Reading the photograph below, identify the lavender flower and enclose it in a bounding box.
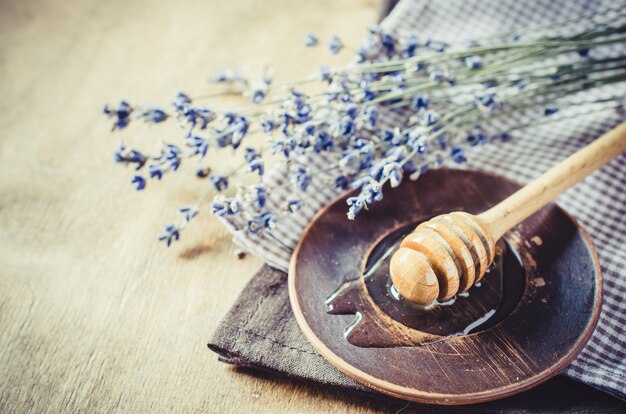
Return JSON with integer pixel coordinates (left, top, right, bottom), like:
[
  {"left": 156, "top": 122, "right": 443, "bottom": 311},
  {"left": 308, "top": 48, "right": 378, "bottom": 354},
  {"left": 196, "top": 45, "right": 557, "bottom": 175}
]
[
  {"left": 211, "top": 68, "right": 245, "bottom": 84},
  {"left": 187, "top": 135, "right": 209, "bottom": 159},
  {"left": 328, "top": 35, "right": 343, "bottom": 55},
  {"left": 293, "top": 167, "right": 311, "bottom": 191},
  {"left": 475, "top": 93, "right": 504, "bottom": 113},
  {"left": 404, "top": 34, "right": 419, "bottom": 57},
  {"left": 346, "top": 197, "right": 364, "bottom": 220},
  {"left": 103, "top": 101, "right": 133, "bottom": 130},
  {"left": 360, "top": 106, "right": 378, "bottom": 128},
  {"left": 335, "top": 175, "right": 350, "bottom": 191},
  {"left": 226, "top": 113, "right": 249, "bottom": 148},
  {"left": 261, "top": 117, "right": 275, "bottom": 132},
  {"left": 286, "top": 198, "right": 302, "bottom": 212},
  {"left": 361, "top": 181, "right": 383, "bottom": 203},
  {"left": 137, "top": 107, "right": 168, "bottom": 124},
  {"left": 250, "top": 89, "right": 266, "bottom": 104},
  {"left": 148, "top": 163, "right": 164, "bottom": 180},
  {"left": 382, "top": 162, "right": 403, "bottom": 187},
  {"left": 164, "top": 144, "right": 182, "bottom": 171},
  {"left": 247, "top": 185, "right": 267, "bottom": 209},
  {"left": 158, "top": 225, "right": 180, "bottom": 247},
  {"left": 104, "top": 15, "right": 626, "bottom": 243},
  {"left": 466, "top": 131, "right": 488, "bottom": 146},
  {"left": 173, "top": 92, "right": 192, "bottom": 111},
  {"left": 429, "top": 70, "right": 445, "bottom": 82},
  {"left": 212, "top": 197, "right": 241, "bottom": 216},
  {"left": 425, "top": 38, "right": 447, "bottom": 52},
  {"left": 131, "top": 175, "right": 146, "bottom": 191},
  {"left": 464, "top": 56, "right": 482, "bottom": 69},
  {"left": 410, "top": 94, "right": 429, "bottom": 110},
  {"left": 245, "top": 217, "right": 263, "bottom": 234},
  {"left": 259, "top": 211, "right": 278, "bottom": 229},
  {"left": 380, "top": 32, "right": 396, "bottom": 55},
  {"left": 356, "top": 47, "right": 369, "bottom": 63},
  {"left": 314, "top": 131, "right": 333, "bottom": 152},
  {"left": 178, "top": 105, "right": 215, "bottom": 134},
  {"left": 249, "top": 159, "right": 264, "bottom": 176},
  {"left": 179, "top": 206, "right": 198, "bottom": 222},
  {"left": 210, "top": 175, "right": 229, "bottom": 191},
  {"left": 420, "top": 110, "right": 439, "bottom": 127},
  {"left": 115, "top": 144, "right": 147, "bottom": 170},
  {"left": 493, "top": 133, "right": 512, "bottom": 142},
  {"left": 451, "top": 146, "right": 467, "bottom": 164},
  {"left": 319, "top": 65, "right": 332, "bottom": 83},
  {"left": 305, "top": 33, "right": 319, "bottom": 47}
]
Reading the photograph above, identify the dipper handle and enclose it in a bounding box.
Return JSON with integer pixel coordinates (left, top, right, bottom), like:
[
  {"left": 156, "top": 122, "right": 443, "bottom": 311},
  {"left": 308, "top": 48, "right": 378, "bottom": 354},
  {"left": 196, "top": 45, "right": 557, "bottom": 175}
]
[
  {"left": 390, "top": 121, "right": 626, "bottom": 306},
  {"left": 478, "top": 121, "right": 626, "bottom": 241}
]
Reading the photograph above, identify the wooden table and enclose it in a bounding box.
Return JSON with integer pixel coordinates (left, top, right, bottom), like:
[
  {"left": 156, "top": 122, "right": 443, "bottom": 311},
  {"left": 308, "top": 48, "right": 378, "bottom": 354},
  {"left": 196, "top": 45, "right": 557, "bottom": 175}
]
[{"left": 0, "top": 0, "right": 420, "bottom": 412}]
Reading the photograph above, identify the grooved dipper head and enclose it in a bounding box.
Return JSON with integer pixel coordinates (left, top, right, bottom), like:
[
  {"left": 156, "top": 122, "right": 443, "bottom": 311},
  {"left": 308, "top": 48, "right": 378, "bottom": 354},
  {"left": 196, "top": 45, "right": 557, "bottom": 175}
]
[{"left": 389, "top": 212, "right": 495, "bottom": 306}]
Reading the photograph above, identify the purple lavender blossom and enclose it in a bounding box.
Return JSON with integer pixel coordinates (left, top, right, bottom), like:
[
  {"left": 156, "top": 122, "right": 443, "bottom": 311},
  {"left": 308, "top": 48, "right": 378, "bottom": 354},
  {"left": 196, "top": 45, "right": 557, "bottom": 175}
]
[
  {"left": 104, "top": 20, "right": 626, "bottom": 241},
  {"left": 148, "top": 164, "right": 164, "bottom": 180},
  {"left": 451, "top": 146, "right": 467, "bottom": 164},
  {"left": 380, "top": 32, "right": 395, "bottom": 55},
  {"left": 425, "top": 38, "right": 447, "bottom": 52},
  {"left": 346, "top": 197, "right": 364, "bottom": 220},
  {"left": 286, "top": 198, "right": 302, "bottom": 212},
  {"left": 464, "top": 56, "right": 482, "bottom": 69},
  {"left": 420, "top": 110, "right": 439, "bottom": 127},
  {"left": 131, "top": 175, "right": 146, "bottom": 191},
  {"left": 103, "top": 101, "right": 133, "bottom": 130},
  {"left": 328, "top": 35, "right": 343, "bottom": 55},
  {"left": 137, "top": 107, "right": 168, "bottom": 124},
  {"left": 158, "top": 225, "right": 180, "bottom": 247},
  {"left": 259, "top": 211, "right": 278, "bottom": 229},
  {"left": 404, "top": 34, "right": 419, "bottom": 57},
  {"left": 261, "top": 117, "right": 275, "bottom": 132},
  {"left": 305, "top": 33, "right": 319, "bottom": 47},
  {"left": 179, "top": 206, "right": 198, "bottom": 222},
  {"left": 429, "top": 70, "right": 445, "bottom": 82},
  {"left": 249, "top": 185, "right": 267, "bottom": 209},
  {"left": 212, "top": 197, "right": 241, "bottom": 216},
  {"left": 293, "top": 167, "right": 311, "bottom": 191},
  {"left": 411, "top": 94, "right": 429, "bottom": 110},
  {"left": 187, "top": 136, "right": 209, "bottom": 159},
  {"left": 210, "top": 175, "right": 229, "bottom": 192},
  {"left": 164, "top": 144, "right": 182, "bottom": 171},
  {"left": 115, "top": 144, "right": 147, "bottom": 170},
  {"left": 211, "top": 69, "right": 245, "bottom": 83},
  {"left": 245, "top": 217, "right": 263, "bottom": 234}
]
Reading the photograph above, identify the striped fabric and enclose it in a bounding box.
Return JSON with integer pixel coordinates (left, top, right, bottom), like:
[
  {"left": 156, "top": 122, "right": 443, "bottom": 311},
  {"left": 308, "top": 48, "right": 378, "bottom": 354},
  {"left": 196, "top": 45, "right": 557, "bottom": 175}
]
[{"left": 219, "top": 0, "right": 626, "bottom": 399}]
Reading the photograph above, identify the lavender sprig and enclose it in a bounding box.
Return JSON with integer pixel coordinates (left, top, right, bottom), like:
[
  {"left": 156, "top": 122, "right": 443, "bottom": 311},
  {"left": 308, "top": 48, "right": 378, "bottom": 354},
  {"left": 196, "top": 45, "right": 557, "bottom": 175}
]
[{"left": 103, "top": 7, "right": 626, "bottom": 247}]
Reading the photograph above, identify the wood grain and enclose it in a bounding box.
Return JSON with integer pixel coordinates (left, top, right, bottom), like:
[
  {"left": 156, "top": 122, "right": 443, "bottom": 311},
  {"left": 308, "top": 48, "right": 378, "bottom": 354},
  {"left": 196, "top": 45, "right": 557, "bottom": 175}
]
[{"left": 0, "top": 1, "right": 427, "bottom": 413}]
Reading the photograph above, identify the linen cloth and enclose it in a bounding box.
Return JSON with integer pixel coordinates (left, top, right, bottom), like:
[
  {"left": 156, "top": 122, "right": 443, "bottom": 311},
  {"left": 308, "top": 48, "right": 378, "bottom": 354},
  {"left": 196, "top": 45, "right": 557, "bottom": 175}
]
[{"left": 210, "top": 0, "right": 626, "bottom": 401}]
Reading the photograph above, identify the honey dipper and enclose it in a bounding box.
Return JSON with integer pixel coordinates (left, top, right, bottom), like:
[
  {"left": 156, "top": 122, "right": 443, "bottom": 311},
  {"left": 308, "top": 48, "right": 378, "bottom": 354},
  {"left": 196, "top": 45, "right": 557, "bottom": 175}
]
[{"left": 390, "top": 121, "right": 626, "bottom": 306}]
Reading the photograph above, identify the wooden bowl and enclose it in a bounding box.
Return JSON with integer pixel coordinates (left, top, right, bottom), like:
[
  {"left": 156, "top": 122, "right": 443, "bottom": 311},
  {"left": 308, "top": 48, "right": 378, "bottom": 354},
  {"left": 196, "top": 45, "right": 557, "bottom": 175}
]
[{"left": 288, "top": 168, "right": 602, "bottom": 405}]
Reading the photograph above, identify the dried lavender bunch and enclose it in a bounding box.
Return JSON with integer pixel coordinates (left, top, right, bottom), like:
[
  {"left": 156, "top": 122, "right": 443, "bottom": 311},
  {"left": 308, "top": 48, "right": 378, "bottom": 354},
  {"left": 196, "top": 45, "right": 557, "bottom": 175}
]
[{"left": 103, "top": 7, "right": 626, "bottom": 247}]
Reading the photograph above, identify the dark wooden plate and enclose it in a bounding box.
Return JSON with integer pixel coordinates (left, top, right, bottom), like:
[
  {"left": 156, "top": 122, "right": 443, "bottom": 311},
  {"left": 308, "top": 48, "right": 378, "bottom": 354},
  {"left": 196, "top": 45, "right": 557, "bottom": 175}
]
[{"left": 288, "top": 168, "right": 602, "bottom": 405}]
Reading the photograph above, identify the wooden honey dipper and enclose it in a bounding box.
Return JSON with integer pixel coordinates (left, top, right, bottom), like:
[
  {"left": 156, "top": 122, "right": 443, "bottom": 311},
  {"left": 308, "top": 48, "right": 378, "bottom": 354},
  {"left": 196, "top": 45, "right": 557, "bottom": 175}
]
[{"left": 390, "top": 121, "right": 626, "bottom": 306}]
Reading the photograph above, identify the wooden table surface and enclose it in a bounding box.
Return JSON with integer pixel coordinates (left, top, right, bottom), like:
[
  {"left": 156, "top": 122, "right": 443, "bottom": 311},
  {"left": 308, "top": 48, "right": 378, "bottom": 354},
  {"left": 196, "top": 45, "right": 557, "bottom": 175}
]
[{"left": 0, "top": 0, "right": 425, "bottom": 412}]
